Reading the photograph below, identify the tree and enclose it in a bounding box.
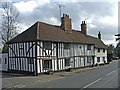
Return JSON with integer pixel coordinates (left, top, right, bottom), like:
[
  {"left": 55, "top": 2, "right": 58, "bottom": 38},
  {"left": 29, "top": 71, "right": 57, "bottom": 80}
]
[
  {"left": 114, "top": 42, "right": 120, "bottom": 59},
  {"left": 107, "top": 44, "right": 114, "bottom": 62},
  {"left": 115, "top": 34, "right": 120, "bottom": 59},
  {"left": 0, "top": 2, "right": 20, "bottom": 51}
]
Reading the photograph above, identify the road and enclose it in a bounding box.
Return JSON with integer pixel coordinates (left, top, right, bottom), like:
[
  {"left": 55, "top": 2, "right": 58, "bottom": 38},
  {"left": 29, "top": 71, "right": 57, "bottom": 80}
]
[{"left": 2, "top": 60, "right": 119, "bottom": 89}]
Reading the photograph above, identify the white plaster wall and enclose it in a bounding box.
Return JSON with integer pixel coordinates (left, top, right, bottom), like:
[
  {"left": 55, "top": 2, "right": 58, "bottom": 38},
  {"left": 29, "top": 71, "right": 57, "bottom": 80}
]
[
  {"left": 0, "top": 53, "right": 8, "bottom": 71},
  {"left": 95, "top": 48, "right": 107, "bottom": 64}
]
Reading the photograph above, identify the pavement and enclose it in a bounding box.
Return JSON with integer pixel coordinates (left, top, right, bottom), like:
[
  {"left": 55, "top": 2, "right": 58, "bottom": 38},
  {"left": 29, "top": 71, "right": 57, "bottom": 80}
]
[{"left": 1, "top": 60, "right": 119, "bottom": 89}]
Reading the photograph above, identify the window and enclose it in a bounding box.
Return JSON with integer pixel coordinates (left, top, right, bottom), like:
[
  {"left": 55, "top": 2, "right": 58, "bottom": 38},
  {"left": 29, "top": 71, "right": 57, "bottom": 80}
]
[
  {"left": 87, "top": 57, "right": 91, "bottom": 63},
  {"left": 43, "top": 60, "right": 52, "bottom": 70},
  {"left": 87, "top": 45, "right": 91, "bottom": 50},
  {"left": 103, "top": 49, "right": 105, "bottom": 53},
  {"left": 97, "top": 57, "right": 100, "bottom": 62},
  {"left": 5, "top": 58, "right": 7, "bottom": 64},
  {"left": 64, "top": 43, "right": 70, "bottom": 49},
  {"left": 98, "top": 48, "right": 100, "bottom": 52},
  {"left": 65, "top": 58, "right": 70, "bottom": 66},
  {"left": 103, "top": 57, "right": 105, "bottom": 62},
  {"left": 0, "top": 58, "right": 1, "bottom": 64},
  {"left": 28, "top": 58, "right": 34, "bottom": 64},
  {"left": 43, "top": 42, "right": 52, "bottom": 50}
]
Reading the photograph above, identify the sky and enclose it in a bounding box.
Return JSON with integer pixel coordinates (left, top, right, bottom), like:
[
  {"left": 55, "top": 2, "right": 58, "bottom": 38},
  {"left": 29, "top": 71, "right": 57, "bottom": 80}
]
[{"left": 0, "top": 0, "right": 119, "bottom": 48}]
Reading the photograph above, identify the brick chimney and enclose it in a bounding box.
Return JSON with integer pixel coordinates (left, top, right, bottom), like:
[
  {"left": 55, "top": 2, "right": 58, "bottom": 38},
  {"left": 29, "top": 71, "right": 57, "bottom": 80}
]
[
  {"left": 98, "top": 31, "right": 101, "bottom": 39},
  {"left": 61, "top": 14, "right": 72, "bottom": 33},
  {"left": 81, "top": 21, "right": 87, "bottom": 35}
]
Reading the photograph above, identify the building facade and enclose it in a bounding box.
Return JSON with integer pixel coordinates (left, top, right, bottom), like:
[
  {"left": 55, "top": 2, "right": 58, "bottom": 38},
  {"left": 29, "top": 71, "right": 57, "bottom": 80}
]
[{"left": 0, "top": 14, "right": 107, "bottom": 75}]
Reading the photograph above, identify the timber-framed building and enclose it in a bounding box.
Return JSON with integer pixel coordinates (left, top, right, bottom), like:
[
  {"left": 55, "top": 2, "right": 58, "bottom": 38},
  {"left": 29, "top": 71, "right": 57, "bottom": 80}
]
[{"left": 1, "top": 14, "right": 107, "bottom": 76}]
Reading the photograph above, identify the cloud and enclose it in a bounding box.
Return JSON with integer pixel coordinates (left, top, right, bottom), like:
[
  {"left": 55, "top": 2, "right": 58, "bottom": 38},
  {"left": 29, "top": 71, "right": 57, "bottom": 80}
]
[
  {"left": 14, "top": 0, "right": 37, "bottom": 13},
  {"left": 0, "top": 1, "right": 117, "bottom": 46},
  {"left": 0, "top": 0, "right": 12, "bottom": 2}
]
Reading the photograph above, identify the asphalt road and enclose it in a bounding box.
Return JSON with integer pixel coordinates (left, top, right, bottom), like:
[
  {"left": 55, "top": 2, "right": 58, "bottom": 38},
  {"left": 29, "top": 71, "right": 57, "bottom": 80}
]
[{"left": 2, "top": 60, "right": 119, "bottom": 89}]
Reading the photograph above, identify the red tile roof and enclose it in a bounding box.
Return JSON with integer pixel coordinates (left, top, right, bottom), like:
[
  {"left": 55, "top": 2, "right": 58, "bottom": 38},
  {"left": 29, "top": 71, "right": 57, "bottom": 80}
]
[{"left": 8, "top": 21, "right": 107, "bottom": 48}]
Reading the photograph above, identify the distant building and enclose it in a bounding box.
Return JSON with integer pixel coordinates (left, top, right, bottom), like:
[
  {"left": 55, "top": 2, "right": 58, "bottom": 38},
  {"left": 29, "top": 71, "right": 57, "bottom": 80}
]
[{"left": 0, "top": 14, "right": 107, "bottom": 75}]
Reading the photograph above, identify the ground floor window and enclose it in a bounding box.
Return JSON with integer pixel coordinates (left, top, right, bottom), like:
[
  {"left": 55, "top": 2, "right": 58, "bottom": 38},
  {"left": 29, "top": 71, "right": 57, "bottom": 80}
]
[
  {"left": 28, "top": 58, "right": 34, "bottom": 64},
  {"left": 97, "top": 57, "right": 100, "bottom": 62},
  {"left": 65, "top": 58, "right": 70, "bottom": 66},
  {"left": 43, "top": 60, "right": 52, "bottom": 70},
  {"left": 5, "top": 58, "right": 7, "bottom": 64},
  {"left": 87, "top": 57, "right": 91, "bottom": 63},
  {"left": 103, "top": 57, "right": 105, "bottom": 63}
]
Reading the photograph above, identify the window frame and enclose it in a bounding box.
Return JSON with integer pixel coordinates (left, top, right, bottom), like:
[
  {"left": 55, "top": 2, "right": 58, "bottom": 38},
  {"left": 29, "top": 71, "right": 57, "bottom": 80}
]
[
  {"left": 98, "top": 48, "right": 100, "bottom": 53},
  {"left": 28, "top": 58, "right": 34, "bottom": 64},
  {"left": 87, "top": 45, "right": 91, "bottom": 50},
  {"left": 87, "top": 57, "right": 91, "bottom": 63},
  {"left": 43, "top": 41, "right": 52, "bottom": 50},
  {"left": 5, "top": 58, "right": 7, "bottom": 64},
  {"left": 43, "top": 60, "right": 52, "bottom": 70},
  {"left": 97, "top": 57, "right": 100, "bottom": 62},
  {"left": 103, "top": 49, "right": 105, "bottom": 53},
  {"left": 65, "top": 58, "right": 70, "bottom": 67},
  {"left": 64, "top": 43, "right": 70, "bottom": 50}
]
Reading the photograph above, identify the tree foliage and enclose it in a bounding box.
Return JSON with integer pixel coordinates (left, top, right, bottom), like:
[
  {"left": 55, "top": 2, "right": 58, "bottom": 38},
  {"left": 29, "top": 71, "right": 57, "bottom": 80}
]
[
  {"left": 0, "top": 2, "right": 20, "bottom": 52},
  {"left": 0, "top": 2, "right": 19, "bottom": 47}
]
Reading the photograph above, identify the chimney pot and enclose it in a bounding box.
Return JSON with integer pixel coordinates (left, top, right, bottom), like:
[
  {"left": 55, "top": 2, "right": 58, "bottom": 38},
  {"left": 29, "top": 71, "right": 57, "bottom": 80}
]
[
  {"left": 81, "top": 21, "right": 87, "bottom": 35},
  {"left": 98, "top": 31, "right": 101, "bottom": 39}
]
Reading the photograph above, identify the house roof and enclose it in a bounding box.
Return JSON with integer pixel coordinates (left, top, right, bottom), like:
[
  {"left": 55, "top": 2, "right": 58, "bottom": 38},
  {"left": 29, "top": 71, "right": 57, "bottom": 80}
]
[{"left": 8, "top": 21, "right": 107, "bottom": 48}]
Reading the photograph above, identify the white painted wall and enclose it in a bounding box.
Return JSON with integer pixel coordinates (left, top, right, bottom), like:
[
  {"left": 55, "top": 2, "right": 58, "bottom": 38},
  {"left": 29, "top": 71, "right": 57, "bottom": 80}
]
[
  {"left": 95, "top": 48, "right": 107, "bottom": 64},
  {"left": 0, "top": 53, "right": 8, "bottom": 71}
]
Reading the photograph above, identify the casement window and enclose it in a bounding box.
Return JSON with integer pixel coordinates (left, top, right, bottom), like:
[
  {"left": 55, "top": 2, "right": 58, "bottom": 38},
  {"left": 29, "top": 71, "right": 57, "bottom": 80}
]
[
  {"left": 0, "top": 58, "right": 1, "bottom": 64},
  {"left": 87, "top": 45, "right": 91, "bottom": 50},
  {"left": 87, "top": 57, "right": 91, "bottom": 63},
  {"left": 43, "top": 42, "right": 52, "bottom": 50},
  {"left": 103, "top": 49, "right": 105, "bottom": 53},
  {"left": 65, "top": 58, "right": 70, "bottom": 66},
  {"left": 103, "top": 57, "right": 105, "bottom": 62},
  {"left": 43, "top": 60, "right": 52, "bottom": 70},
  {"left": 97, "top": 57, "right": 100, "bottom": 62},
  {"left": 64, "top": 43, "right": 70, "bottom": 49},
  {"left": 28, "top": 58, "right": 34, "bottom": 64},
  {"left": 98, "top": 48, "right": 100, "bottom": 53},
  {"left": 5, "top": 58, "right": 7, "bottom": 64}
]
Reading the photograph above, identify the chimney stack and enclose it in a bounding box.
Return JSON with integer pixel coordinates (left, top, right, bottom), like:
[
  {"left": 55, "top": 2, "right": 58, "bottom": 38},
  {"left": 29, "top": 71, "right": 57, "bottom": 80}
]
[
  {"left": 61, "top": 14, "right": 72, "bottom": 33},
  {"left": 81, "top": 21, "right": 87, "bottom": 35},
  {"left": 98, "top": 31, "right": 101, "bottom": 39}
]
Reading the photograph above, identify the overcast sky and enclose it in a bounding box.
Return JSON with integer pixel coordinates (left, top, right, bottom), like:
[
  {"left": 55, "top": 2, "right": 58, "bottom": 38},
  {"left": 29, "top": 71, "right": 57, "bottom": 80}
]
[{"left": 0, "top": 0, "right": 119, "bottom": 48}]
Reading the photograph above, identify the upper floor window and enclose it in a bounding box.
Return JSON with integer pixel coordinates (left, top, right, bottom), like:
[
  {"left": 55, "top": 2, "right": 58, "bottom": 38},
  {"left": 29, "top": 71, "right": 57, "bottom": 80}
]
[
  {"left": 98, "top": 48, "right": 100, "bottom": 53},
  {"left": 64, "top": 43, "right": 70, "bottom": 49},
  {"left": 87, "top": 45, "right": 91, "bottom": 50},
  {"left": 103, "top": 49, "right": 105, "bottom": 53},
  {"left": 43, "top": 42, "right": 52, "bottom": 50}
]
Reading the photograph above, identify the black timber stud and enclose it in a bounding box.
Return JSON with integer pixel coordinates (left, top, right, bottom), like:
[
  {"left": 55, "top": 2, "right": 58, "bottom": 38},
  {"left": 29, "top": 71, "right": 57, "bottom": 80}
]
[{"left": 34, "top": 41, "right": 38, "bottom": 76}]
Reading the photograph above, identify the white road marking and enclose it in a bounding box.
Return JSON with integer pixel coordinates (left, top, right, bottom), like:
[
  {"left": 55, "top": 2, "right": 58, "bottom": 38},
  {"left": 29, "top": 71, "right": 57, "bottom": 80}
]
[
  {"left": 83, "top": 78, "right": 102, "bottom": 88},
  {"left": 13, "top": 84, "right": 26, "bottom": 88},
  {"left": 106, "top": 70, "right": 116, "bottom": 76}
]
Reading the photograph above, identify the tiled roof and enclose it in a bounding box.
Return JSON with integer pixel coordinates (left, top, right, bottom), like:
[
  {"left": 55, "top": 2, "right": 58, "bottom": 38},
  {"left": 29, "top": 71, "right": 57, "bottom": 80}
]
[{"left": 8, "top": 21, "right": 107, "bottom": 48}]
